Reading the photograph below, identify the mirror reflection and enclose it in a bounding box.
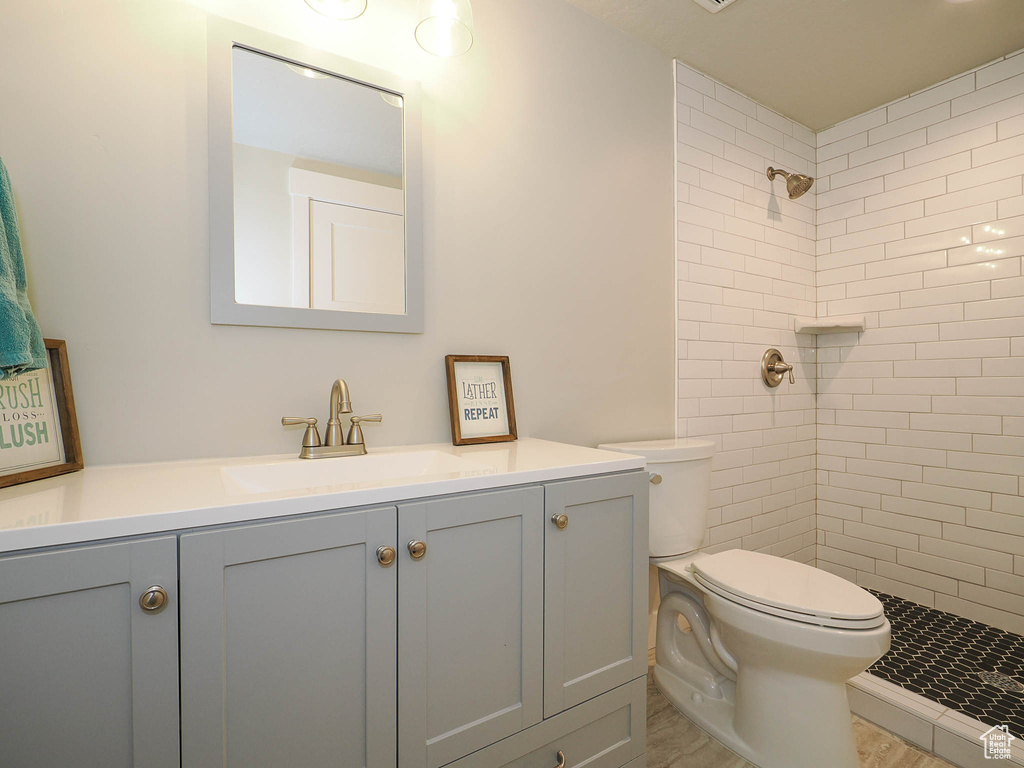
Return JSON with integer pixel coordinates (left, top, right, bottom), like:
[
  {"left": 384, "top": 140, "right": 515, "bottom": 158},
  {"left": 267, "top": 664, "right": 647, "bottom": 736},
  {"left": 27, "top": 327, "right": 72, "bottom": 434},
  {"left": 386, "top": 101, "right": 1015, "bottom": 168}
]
[{"left": 231, "top": 47, "right": 406, "bottom": 315}]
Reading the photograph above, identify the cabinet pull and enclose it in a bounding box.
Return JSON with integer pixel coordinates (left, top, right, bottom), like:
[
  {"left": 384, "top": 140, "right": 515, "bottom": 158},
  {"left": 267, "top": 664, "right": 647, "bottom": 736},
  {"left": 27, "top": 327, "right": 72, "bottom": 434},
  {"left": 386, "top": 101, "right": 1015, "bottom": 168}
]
[
  {"left": 408, "top": 540, "right": 427, "bottom": 560},
  {"left": 553, "top": 750, "right": 566, "bottom": 768},
  {"left": 376, "top": 546, "right": 397, "bottom": 566},
  {"left": 551, "top": 513, "right": 568, "bottom": 530},
  {"left": 139, "top": 585, "right": 168, "bottom": 613}
]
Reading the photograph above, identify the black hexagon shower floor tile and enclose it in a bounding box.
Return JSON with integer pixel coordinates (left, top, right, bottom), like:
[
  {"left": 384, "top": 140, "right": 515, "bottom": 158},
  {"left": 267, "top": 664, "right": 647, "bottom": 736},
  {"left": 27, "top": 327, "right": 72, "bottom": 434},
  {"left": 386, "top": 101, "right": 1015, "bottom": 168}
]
[{"left": 868, "top": 590, "right": 1024, "bottom": 739}]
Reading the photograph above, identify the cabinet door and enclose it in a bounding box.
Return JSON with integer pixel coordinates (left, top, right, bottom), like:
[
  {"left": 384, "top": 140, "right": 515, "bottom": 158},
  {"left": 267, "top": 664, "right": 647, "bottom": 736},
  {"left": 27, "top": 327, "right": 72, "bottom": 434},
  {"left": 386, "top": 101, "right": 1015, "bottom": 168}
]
[
  {"left": 0, "top": 537, "right": 179, "bottom": 768},
  {"left": 180, "top": 506, "right": 397, "bottom": 768},
  {"left": 544, "top": 472, "right": 649, "bottom": 717},
  {"left": 399, "top": 486, "right": 544, "bottom": 768}
]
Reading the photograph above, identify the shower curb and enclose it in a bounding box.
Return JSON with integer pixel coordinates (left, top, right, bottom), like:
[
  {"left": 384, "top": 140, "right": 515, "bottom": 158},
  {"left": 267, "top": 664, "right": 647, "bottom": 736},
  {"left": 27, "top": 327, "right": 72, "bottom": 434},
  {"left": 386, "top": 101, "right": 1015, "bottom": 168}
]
[{"left": 849, "top": 672, "right": 1024, "bottom": 767}]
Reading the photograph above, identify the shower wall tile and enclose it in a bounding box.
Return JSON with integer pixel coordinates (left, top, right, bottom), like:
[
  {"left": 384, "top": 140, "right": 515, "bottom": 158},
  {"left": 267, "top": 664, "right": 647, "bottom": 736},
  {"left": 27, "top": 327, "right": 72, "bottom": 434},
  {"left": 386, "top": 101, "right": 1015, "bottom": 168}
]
[
  {"left": 869, "top": 103, "right": 952, "bottom": 145},
  {"left": 675, "top": 50, "right": 1024, "bottom": 634},
  {"left": 815, "top": 49, "right": 1024, "bottom": 635},
  {"left": 886, "top": 73, "right": 976, "bottom": 123},
  {"left": 675, "top": 61, "right": 817, "bottom": 564}
]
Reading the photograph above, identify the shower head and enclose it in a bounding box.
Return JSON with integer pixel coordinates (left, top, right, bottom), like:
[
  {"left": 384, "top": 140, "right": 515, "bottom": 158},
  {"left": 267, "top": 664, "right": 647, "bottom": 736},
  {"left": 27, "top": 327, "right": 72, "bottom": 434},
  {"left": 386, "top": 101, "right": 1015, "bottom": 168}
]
[{"left": 767, "top": 167, "right": 814, "bottom": 199}]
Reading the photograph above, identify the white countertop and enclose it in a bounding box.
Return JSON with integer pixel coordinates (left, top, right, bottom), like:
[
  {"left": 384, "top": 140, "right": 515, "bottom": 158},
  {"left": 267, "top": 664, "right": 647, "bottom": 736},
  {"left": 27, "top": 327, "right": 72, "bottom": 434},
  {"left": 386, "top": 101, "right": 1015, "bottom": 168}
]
[{"left": 0, "top": 439, "right": 644, "bottom": 554}]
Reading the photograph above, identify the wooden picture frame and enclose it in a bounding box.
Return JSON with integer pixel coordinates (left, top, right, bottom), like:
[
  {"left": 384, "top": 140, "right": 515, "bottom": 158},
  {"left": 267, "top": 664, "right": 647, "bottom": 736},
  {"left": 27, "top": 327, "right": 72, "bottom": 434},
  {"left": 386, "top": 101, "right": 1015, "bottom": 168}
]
[
  {"left": 0, "top": 339, "right": 83, "bottom": 489},
  {"left": 445, "top": 355, "right": 518, "bottom": 446}
]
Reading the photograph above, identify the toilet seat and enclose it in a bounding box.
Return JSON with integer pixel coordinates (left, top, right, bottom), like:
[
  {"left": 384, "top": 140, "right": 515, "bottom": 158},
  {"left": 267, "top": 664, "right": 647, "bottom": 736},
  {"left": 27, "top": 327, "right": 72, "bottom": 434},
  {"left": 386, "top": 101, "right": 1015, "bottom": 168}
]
[
  {"left": 693, "top": 575, "right": 887, "bottom": 629},
  {"left": 662, "top": 549, "right": 886, "bottom": 630}
]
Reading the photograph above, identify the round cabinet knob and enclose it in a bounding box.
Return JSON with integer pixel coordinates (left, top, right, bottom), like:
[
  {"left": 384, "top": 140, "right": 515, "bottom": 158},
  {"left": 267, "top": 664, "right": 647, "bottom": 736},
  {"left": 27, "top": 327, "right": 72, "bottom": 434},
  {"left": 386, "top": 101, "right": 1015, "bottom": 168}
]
[
  {"left": 376, "top": 545, "right": 397, "bottom": 567},
  {"left": 139, "top": 585, "right": 168, "bottom": 613},
  {"left": 551, "top": 513, "right": 569, "bottom": 530},
  {"left": 408, "top": 540, "right": 427, "bottom": 560},
  {"left": 649, "top": 473, "right": 663, "bottom": 485}
]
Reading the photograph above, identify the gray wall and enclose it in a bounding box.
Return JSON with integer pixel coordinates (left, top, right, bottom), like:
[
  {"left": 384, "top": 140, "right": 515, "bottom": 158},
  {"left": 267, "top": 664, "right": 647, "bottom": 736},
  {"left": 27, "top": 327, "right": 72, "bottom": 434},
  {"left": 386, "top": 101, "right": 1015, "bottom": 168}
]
[{"left": 0, "top": 0, "right": 674, "bottom": 464}]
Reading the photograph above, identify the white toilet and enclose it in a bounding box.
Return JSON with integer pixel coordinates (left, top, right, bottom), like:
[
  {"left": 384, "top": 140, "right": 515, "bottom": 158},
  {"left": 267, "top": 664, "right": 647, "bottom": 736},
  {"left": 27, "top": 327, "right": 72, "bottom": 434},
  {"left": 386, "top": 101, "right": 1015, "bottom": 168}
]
[{"left": 599, "top": 438, "right": 891, "bottom": 768}]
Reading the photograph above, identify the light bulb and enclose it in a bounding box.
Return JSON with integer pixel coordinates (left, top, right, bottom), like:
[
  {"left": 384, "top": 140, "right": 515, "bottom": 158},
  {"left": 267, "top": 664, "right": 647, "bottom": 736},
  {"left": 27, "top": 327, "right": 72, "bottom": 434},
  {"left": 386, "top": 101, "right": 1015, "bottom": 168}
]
[
  {"left": 286, "top": 63, "right": 329, "bottom": 79},
  {"left": 304, "top": 0, "right": 367, "bottom": 20},
  {"left": 415, "top": 0, "right": 474, "bottom": 57}
]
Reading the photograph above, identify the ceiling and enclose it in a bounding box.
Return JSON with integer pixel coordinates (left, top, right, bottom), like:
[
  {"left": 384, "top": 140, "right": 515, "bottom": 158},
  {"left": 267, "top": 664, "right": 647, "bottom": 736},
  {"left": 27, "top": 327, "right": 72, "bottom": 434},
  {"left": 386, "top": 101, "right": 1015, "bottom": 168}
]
[
  {"left": 232, "top": 46, "right": 404, "bottom": 176},
  {"left": 563, "top": 0, "right": 1024, "bottom": 131}
]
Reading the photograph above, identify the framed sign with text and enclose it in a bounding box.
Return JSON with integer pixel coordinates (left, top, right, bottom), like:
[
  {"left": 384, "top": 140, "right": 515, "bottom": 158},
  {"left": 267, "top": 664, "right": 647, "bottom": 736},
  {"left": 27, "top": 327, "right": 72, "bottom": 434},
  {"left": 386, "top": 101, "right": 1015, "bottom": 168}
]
[
  {"left": 445, "top": 355, "right": 517, "bottom": 446},
  {"left": 0, "top": 339, "right": 83, "bottom": 489}
]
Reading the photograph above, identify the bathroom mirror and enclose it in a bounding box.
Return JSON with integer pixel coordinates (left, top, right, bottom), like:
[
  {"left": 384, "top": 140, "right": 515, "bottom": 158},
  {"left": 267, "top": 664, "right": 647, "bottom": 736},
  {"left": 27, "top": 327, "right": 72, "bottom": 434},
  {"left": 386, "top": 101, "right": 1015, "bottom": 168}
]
[{"left": 208, "top": 19, "right": 423, "bottom": 332}]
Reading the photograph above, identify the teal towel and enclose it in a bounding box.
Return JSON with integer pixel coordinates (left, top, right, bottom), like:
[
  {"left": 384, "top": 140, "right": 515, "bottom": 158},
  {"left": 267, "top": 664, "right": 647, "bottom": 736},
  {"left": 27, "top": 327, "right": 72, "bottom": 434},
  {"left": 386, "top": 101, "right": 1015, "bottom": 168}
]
[{"left": 0, "top": 157, "right": 46, "bottom": 380}]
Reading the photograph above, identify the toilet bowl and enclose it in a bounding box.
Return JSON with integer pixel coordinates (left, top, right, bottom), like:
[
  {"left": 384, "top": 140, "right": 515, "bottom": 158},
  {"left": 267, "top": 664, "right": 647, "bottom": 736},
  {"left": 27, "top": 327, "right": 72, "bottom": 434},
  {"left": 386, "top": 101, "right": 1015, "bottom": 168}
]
[{"left": 599, "top": 439, "right": 891, "bottom": 768}]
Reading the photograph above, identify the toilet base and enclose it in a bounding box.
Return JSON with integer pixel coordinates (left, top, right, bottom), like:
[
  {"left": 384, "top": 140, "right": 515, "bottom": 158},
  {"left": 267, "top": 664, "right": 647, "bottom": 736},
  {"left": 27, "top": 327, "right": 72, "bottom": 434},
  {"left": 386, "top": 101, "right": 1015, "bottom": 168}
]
[
  {"left": 652, "top": 552, "right": 887, "bottom": 768},
  {"left": 653, "top": 660, "right": 860, "bottom": 768},
  {"left": 653, "top": 662, "right": 750, "bottom": 757}
]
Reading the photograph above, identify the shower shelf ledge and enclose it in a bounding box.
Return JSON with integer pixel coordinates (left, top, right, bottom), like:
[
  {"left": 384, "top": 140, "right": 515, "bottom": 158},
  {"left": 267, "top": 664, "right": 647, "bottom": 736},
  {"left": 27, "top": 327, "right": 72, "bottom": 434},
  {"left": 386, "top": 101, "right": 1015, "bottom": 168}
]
[{"left": 794, "top": 315, "right": 865, "bottom": 334}]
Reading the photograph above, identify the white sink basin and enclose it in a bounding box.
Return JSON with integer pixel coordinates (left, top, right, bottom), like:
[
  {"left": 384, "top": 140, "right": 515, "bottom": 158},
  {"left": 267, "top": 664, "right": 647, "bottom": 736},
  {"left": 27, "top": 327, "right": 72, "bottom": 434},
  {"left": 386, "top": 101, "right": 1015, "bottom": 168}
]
[{"left": 221, "top": 449, "right": 493, "bottom": 495}]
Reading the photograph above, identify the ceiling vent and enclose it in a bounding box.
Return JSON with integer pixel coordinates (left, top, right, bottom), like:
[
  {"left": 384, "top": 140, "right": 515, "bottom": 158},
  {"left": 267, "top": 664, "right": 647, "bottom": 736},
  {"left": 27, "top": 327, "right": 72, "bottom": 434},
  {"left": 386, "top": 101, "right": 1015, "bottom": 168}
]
[{"left": 689, "top": 0, "right": 739, "bottom": 13}]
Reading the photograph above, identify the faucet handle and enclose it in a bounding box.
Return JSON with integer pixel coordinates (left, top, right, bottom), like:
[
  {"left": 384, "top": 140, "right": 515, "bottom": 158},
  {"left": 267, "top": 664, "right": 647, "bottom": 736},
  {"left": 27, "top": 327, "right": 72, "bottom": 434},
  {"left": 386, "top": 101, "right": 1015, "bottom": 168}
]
[
  {"left": 351, "top": 414, "right": 382, "bottom": 424},
  {"left": 772, "top": 362, "right": 796, "bottom": 384},
  {"left": 761, "top": 348, "right": 796, "bottom": 387},
  {"left": 281, "top": 417, "right": 323, "bottom": 448},
  {"left": 347, "top": 414, "right": 382, "bottom": 447}
]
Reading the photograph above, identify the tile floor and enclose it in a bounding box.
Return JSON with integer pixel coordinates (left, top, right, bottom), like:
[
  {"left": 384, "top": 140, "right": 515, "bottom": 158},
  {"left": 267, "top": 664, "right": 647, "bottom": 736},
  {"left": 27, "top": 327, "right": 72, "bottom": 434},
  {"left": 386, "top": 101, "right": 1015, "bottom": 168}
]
[
  {"left": 647, "top": 663, "right": 956, "bottom": 768},
  {"left": 868, "top": 590, "right": 1024, "bottom": 740},
  {"left": 848, "top": 671, "right": 1024, "bottom": 766}
]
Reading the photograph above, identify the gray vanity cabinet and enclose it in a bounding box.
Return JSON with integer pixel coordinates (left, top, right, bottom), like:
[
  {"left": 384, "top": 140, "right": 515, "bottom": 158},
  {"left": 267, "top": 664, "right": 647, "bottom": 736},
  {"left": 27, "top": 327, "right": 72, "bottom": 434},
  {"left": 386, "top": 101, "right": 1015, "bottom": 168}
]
[
  {"left": 178, "top": 505, "right": 398, "bottom": 768},
  {"left": 543, "top": 472, "right": 649, "bottom": 717},
  {"left": 0, "top": 467, "right": 647, "bottom": 768},
  {"left": 0, "top": 536, "right": 180, "bottom": 768},
  {"left": 398, "top": 486, "right": 545, "bottom": 768}
]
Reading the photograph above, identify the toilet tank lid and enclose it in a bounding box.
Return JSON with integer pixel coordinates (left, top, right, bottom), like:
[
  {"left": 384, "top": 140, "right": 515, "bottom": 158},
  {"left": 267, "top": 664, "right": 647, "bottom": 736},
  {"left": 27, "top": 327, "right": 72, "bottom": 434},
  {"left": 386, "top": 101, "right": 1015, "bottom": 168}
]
[{"left": 598, "top": 438, "right": 715, "bottom": 463}]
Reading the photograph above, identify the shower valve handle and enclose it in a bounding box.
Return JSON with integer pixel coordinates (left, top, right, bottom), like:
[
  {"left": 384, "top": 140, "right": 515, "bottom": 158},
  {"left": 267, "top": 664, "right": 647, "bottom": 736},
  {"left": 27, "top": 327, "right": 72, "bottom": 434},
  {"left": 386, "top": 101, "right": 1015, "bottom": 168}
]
[
  {"left": 772, "top": 361, "right": 795, "bottom": 384},
  {"left": 761, "top": 349, "right": 795, "bottom": 388}
]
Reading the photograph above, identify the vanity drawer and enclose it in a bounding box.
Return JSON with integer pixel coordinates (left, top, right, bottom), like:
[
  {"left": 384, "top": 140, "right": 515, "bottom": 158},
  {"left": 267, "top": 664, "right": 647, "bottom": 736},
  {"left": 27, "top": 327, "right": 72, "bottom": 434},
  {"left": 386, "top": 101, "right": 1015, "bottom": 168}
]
[{"left": 443, "top": 678, "right": 645, "bottom": 768}]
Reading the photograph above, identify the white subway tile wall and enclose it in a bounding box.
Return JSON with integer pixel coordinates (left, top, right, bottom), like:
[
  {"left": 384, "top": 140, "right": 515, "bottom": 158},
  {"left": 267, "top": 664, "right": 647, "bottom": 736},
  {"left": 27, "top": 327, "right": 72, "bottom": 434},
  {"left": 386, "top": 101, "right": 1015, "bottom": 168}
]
[
  {"left": 675, "top": 62, "right": 817, "bottom": 564},
  {"left": 816, "top": 50, "right": 1024, "bottom": 636},
  {"left": 677, "top": 51, "right": 1024, "bottom": 634}
]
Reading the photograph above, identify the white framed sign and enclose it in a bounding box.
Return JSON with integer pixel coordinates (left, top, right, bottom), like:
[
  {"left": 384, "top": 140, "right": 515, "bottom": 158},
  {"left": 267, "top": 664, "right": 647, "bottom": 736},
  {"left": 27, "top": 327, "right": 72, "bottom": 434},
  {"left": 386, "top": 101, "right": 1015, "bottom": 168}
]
[{"left": 444, "top": 355, "right": 518, "bottom": 446}]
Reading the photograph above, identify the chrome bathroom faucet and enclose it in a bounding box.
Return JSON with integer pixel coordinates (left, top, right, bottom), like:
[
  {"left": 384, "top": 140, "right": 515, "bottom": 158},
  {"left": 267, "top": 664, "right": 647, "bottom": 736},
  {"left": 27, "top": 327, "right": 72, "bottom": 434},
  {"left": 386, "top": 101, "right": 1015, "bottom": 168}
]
[{"left": 281, "top": 378, "right": 381, "bottom": 459}]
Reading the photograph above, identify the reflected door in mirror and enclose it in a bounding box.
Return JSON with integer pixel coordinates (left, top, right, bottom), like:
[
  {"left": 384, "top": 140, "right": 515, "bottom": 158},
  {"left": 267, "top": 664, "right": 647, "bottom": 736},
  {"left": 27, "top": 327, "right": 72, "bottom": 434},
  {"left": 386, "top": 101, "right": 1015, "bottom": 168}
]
[{"left": 310, "top": 200, "right": 404, "bottom": 314}]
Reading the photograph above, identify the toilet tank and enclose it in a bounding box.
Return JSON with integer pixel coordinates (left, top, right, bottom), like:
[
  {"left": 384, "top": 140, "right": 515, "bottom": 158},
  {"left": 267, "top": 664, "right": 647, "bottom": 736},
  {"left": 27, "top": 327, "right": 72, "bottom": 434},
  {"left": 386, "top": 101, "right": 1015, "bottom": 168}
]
[{"left": 598, "top": 438, "right": 715, "bottom": 558}]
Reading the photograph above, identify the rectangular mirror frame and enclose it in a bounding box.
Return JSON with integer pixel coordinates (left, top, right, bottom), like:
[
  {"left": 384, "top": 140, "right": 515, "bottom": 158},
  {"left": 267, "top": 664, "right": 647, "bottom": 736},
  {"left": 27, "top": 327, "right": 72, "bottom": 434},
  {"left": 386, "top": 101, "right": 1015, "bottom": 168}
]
[{"left": 208, "top": 18, "right": 424, "bottom": 333}]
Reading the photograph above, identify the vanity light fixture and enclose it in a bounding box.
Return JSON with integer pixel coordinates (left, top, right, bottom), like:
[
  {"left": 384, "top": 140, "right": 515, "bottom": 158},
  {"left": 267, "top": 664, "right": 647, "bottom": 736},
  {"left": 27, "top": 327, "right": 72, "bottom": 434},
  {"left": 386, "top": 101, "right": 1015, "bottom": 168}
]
[
  {"left": 415, "top": 0, "right": 474, "bottom": 57},
  {"left": 304, "top": 0, "right": 367, "bottom": 20}
]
